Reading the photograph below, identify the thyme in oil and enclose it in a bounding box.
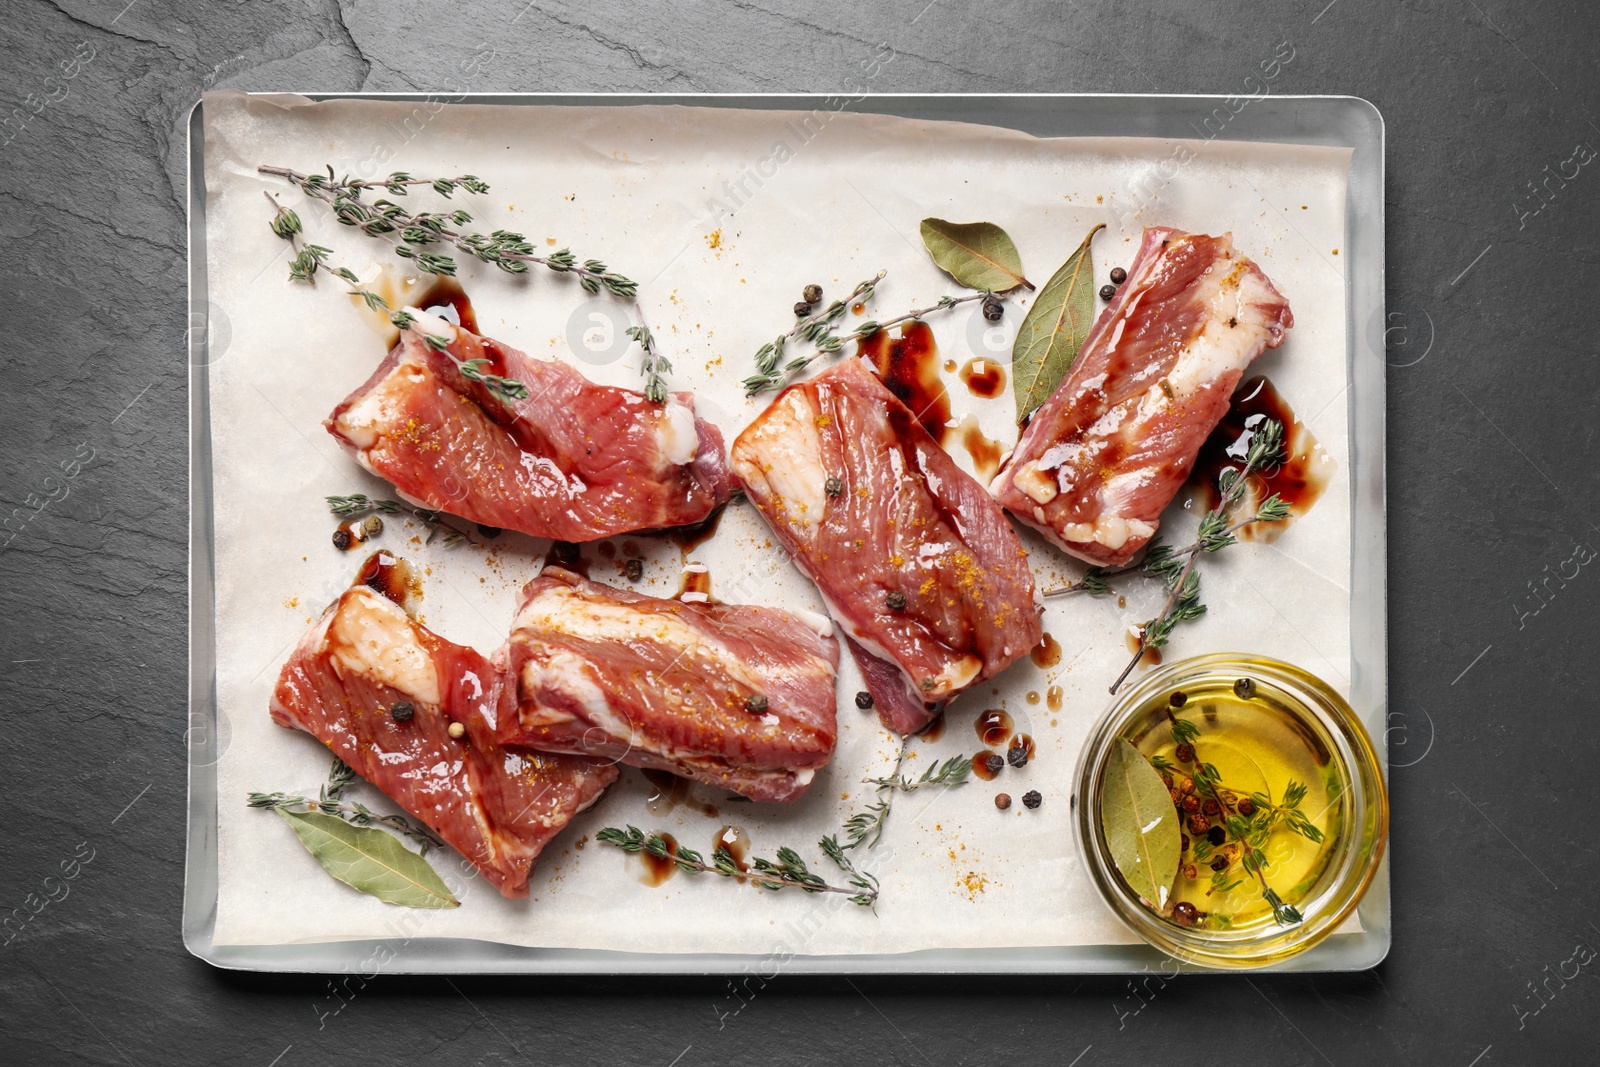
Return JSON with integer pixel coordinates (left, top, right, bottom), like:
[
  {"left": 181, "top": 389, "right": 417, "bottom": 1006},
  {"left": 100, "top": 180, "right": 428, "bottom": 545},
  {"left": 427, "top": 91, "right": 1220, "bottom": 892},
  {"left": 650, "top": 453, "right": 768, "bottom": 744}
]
[
  {"left": 326, "top": 494, "right": 477, "bottom": 547},
  {"left": 1152, "top": 714, "right": 1324, "bottom": 927}
]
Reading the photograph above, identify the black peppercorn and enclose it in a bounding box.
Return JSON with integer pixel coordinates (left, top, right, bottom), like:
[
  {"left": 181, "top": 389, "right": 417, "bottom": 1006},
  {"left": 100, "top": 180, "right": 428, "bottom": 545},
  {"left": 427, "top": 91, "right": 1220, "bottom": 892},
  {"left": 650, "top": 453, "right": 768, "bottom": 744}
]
[
  {"left": 1099, "top": 283, "right": 1116, "bottom": 301},
  {"left": 794, "top": 301, "right": 812, "bottom": 317},
  {"left": 982, "top": 752, "right": 1005, "bottom": 776},
  {"left": 1206, "top": 825, "right": 1227, "bottom": 847},
  {"left": 477, "top": 523, "right": 502, "bottom": 539},
  {"left": 854, "top": 691, "right": 873, "bottom": 709},
  {"left": 1180, "top": 834, "right": 1190, "bottom": 853},
  {"left": 1109, "top": 266, "right": 1127, "bottom": 285},
  {"left": 1171, "top": 901, "right": 1199, "bottom": 927},
  {"left": 824, "top": 476, "right": 843, "bottom": 497},
  {"left": 1234, "top": 677, "right": 1256, "bottom": 699},
  {"left": 1169, "top": 690, "right": 1187, "bottom": 708},
  {"left": 981, "top": 296, "right": 1004, "bottom": 322},
  {"left": 331, "top": 528, "right": 352, "bottom": 550},
  {"left": 745, "top": 694, "right": 769, "bottom": 714},
  {"left": 1210, "top": 856, "right": 1230, "bottom": 872},
  {"left": 624, "top": 558, "right": 644, "bottom": 582},
  {"left": 1177, "top": 776, "right": 1195, "bottom": 794},
  {"left": 1175, "top": 743, "right": 1196, "bottom": 763},
  {"left": 1183, "top": 863, "right": 1198, "bottom": 880},
  {"left": 390, "top": 700, "right": 414, "bottom": 723},
  {"left": 995, "top": 792, "right": 1012, "bottom": 810},
  {"left": 803, "top": 283, "right": 823, "bottom": 304},
  {"left": 1201, "top": 798, "right": 1220, "bottom": 816},
  {"left": 1186, "top": 814, "right": 1211, "bottom": 835},
  {"left": 1022, "top": 790, "right": 1042, "bottom": 809},
  {"left": 1006, "top": 744, "right": 1028, "bottom": 769},
  {"left": 1169, "top": 787, "right": 1182, "bottom": 805},
  {"left": 1236, "top": 797, "right": 1256, "bottom": 817},
  {"left": 885, "top": 590, "right": 907, "bottom": 611},
  {"left": 1181, "top": 795, "right": 1200, "bottom": 814}
]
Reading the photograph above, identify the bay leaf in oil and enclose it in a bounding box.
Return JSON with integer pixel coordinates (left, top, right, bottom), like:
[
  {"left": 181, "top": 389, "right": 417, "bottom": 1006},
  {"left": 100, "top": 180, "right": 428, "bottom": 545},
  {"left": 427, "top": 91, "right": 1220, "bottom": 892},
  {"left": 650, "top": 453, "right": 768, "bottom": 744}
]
[
  {"left": 1100, "top": 738, "right": 1181, "bottom": 911},
  {"left": 1011, "top": 222, "right": 1104, "bottom": 422},
  {"left": 918, "top": 218, "right": 1031, "bottom": 293},
  {"left": 277, "top": 808, "right": 459, "bottom": 909}
]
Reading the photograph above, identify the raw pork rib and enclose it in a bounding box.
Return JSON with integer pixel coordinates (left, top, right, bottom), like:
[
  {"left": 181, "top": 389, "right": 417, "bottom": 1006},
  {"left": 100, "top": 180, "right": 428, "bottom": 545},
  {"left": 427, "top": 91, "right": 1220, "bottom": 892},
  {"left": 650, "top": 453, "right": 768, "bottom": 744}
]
[
  {"left": 500, "top": 568, "right": 840, "bottom": 804},
  {"left": 326, "top": 309, "right": 733, "bottom": 541},
  {"left": 730, "top": 357, "right": 1042, "bottom": 735},
  {"left": 269, "top": 571, "right": 618, "bottom": 898},
  {"left": 991, "top": 226, "right": 1293, "bottom": 567}
]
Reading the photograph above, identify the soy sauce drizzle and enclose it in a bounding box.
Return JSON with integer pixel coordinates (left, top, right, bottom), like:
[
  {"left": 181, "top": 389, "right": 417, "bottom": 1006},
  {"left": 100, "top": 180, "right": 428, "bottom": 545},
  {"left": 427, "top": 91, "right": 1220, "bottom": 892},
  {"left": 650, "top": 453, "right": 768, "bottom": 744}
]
[
  {"left": 971, "top": 750, "right": 1002, "bottom": 780},
  {"left": 641, "top": 831, "right": 679, "bottom": 885},
  {"left": 860, "top": 321, "right": 950, "bottom": 444},
  {"left": 416, "top": 276, "right": 480, "bottom": 336},
  {"left": 544, "top": 541, "right": 589, "bottom": 577},
  {"left": 641, "top": 768, "right": 719, "bottom": 818},
  {"left": 958, "top": 357, "right": 1006, "bottom": 399},
  {"left": 678, "top": 564, "right": 714, "bottom": 604},
  {"left": 919, "top": 716, "right": 946, "bottom": 742},
  {"left": 713, "top": 825, "right": 750, "bottom": 875},
  {"left": 976, "top": 709, "right": 1014, "bottom": 748},
  {"left": 957, "top": 415, "right": 1003, "bottom": 482},
  {"left": 1185, "top": 376, "right": 1334, "bottom": 540},
  {"left": 355, "top": 550, "right": 419, "bottom": 610},
  {"left": 1030, "top": 632, "right": 1062, "bottom": 669},
  {"left": 665, "top": 503, "right": 727, "bottom": 553}
]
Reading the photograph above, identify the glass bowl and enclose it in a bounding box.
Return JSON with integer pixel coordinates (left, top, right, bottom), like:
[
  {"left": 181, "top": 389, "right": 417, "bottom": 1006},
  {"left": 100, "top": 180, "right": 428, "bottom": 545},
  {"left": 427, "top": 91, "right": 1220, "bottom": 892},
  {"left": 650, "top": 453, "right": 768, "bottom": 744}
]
[{"left": 1073, "top": 653, "right": 1388, "bottom": 969}]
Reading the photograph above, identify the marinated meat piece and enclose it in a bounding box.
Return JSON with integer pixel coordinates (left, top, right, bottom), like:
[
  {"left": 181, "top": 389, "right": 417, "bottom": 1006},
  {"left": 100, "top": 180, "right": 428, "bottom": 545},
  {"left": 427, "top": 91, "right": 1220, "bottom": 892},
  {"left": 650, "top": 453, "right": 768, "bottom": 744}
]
[
  {"left": 269, "top": 576, "right": 617, "bottom": 899},
  {"left": 730, "top": 356, "right": 1042, "bottom": 735},
  {"left": 501, "top": 568, "right": 840, "bottom": 804},
  {"left": 991, "top": 226, "right": 1293, "bottom": 567},
  {"left": 326, "top": 309, "right": 733, "bottom": 542}
]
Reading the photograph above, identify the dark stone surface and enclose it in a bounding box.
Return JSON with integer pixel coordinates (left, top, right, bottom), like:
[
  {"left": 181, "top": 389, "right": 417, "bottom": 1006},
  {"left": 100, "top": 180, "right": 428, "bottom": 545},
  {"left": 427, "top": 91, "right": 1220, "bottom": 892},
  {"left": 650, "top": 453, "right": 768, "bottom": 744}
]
[{"left": 2, "top": 0, "right": 1596, "bottom": 1064}]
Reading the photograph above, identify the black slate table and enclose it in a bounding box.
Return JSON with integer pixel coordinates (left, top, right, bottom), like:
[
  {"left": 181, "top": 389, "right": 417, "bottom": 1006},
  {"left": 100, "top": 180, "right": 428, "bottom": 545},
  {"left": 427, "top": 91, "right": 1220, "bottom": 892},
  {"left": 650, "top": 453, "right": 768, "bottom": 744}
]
[{"left": 2, "top": 1, "right": 1595, "bottom": 1064}]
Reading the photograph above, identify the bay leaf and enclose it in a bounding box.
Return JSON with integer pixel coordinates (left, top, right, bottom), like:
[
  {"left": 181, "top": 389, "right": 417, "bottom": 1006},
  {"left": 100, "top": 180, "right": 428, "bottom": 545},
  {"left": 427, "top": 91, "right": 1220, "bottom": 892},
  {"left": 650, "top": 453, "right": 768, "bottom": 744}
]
[
  {"left": 919, "top": 218, "right": 1031, "bottom": 293},
  {"left": 276, "top": 808, "right": 459, "bottom": 909},
  {"left": 1011, "top": 222, "right": 1104, "bottom": 422},
  {"left": 1099, "top": 738, "right": 1181, "bottom": 912}
]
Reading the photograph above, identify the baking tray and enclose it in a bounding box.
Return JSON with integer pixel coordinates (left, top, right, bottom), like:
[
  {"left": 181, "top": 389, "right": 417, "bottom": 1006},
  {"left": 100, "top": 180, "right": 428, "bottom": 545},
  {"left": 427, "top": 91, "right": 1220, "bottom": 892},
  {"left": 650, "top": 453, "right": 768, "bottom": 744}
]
[{"left": 184, "top": 93, "right": 1386, "bottom": 973}]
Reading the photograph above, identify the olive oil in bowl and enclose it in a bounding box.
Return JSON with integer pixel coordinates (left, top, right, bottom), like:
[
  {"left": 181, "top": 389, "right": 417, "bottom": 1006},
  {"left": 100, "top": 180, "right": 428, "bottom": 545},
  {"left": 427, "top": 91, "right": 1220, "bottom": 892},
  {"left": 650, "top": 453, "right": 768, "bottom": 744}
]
[{"left": 1076, "top": 654, "right": 1387, "bottom": 968}]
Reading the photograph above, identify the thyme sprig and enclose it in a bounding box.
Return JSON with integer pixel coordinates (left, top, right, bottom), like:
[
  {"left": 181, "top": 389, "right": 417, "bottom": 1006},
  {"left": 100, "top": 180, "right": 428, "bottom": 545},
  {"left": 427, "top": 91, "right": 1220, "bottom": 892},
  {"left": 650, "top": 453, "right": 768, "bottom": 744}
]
[
  {"left": 1042, "top": 566, "right": 1116, "bottom": 599},
  {"left": 265, "top": 196, "right": 533, "bottom": 403},
  {"left": 259, "top": 165, "right": 636, "bottom": 292},
  {"left": 841, "top": 738, "right": 972, "bottom": 852},
  {"left": 326, "top": 494, "right": 477, "bottom": 547},
  {"left": 863, "top": 754, "right": 972, "bottom": 792},
  {"left": 742, "top": 273, "right": 1003, "bottom": 394},
  {"left": 595, "top": 826, "right": 878, "bottom": 907},
  {"left": 248, "top": 756, "right": 444, "bottom": 854},
  {"left": 260, "top": 164, "right": 670, "bottom": 400},
  {"left": 1108, "top": 419, "right": 1291, "bottom": 694},
  {"left": 627, "top": 313, "right": 671, "bottom": 404}
]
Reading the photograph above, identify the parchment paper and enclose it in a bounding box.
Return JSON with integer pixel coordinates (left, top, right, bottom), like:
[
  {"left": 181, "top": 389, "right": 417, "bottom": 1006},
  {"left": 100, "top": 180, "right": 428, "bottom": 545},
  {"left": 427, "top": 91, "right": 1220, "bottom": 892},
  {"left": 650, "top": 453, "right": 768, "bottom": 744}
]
[{"left": 201, "top": 92, "right": 1355, "bottom": 954}]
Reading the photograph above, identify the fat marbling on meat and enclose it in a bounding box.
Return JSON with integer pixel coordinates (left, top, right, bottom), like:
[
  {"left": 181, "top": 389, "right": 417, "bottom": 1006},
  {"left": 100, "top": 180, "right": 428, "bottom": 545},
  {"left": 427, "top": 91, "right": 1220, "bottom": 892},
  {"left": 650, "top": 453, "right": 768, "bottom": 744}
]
[
  {"left": 730, "top": 355, "right": 1041, "bottom": 736},
  {"left": 326, "top": 309, "right": 733, "bottom": 542},
  {"left": 991, "top": 226, "right": 1293, "bottom": 567},
  {"left": 269, "top": 563, "right": 617, "bottom": 899},
  {"left": 500, "top": 568, "right": 840, "bottom": 804}
]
